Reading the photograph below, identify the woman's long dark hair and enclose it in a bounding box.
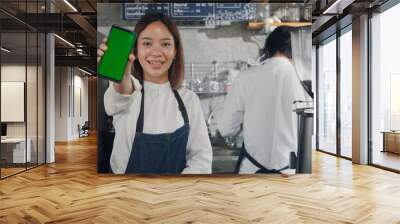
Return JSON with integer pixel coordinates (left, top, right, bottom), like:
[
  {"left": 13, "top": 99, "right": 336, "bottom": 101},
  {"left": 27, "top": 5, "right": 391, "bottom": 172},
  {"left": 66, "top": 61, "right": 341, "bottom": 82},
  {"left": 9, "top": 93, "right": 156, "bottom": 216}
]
[
  {"left": 133, "top": 12, "right": 184, "bottom": 89},
  {"left": 262, "top": 26, "right": 293, "bottom": 60}
]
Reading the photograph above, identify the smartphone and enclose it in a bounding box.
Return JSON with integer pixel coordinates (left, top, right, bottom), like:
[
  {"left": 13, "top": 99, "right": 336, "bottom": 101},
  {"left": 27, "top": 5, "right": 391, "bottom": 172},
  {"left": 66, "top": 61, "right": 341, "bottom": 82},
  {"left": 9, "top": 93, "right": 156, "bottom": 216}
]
[{"left": 98, "top": 25, "right": 136, "bottom": 82}]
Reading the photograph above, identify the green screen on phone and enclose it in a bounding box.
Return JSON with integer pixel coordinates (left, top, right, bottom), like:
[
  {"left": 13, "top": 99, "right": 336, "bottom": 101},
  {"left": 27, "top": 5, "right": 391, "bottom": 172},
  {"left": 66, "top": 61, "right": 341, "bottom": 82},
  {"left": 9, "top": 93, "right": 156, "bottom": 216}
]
[{"left": 98, "top": 26, "right": 136, "bottom": 82}]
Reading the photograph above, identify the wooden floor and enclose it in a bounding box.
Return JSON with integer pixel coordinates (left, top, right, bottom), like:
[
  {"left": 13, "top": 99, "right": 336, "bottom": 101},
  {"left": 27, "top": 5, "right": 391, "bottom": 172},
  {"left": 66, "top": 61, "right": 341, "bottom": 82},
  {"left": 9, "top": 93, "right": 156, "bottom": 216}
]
[
  {"left": 372, "top": 151, "right": 400, "bottom": 171},
  {"left": 1, "top": 167, "right": 26, "bottom": 178},
  {"left": 1, "top": 163, "right": 45, "bottom": 178},
  {"left": 1, "top": 135, "right": 400, "bottom": 223}
]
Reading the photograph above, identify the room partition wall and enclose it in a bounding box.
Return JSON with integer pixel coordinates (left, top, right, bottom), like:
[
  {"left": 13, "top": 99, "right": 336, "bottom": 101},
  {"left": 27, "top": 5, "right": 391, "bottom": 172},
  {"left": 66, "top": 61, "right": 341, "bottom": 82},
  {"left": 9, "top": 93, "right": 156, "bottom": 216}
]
[{"left": 0, "top": 1, "right": 46, "bottom": 179}]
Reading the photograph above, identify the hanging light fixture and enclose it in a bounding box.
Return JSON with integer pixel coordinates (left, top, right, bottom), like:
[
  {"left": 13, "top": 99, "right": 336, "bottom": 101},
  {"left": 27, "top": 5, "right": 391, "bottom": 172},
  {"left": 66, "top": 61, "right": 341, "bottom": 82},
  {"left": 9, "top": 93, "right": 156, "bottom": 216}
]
[
  {"left": 54, "top": 34, "right": 75, "bottom": 48},
  {"left": 1, "top": 47, "right": 11, "bottom": 53},
  {"left": 63, "top": 0, "right": 78, "bottom": 12},
  {"left": 78, "top": 67, "right": 93, "bottom": 76}
]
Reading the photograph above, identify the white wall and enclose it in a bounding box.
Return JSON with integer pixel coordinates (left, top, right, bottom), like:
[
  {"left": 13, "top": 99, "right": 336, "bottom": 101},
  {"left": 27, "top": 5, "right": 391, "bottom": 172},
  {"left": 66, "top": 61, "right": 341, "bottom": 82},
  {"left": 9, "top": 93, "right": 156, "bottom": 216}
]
[
  {"left": 1, "top": 65, "right": 37, "bottom": 137},
  {"left": 1, "top": 65, "right": 26, "bottom": 81},
  {"left": 55, "top": 67, "right": 68, "bottom": 141},
  {"left": 1, "top": 65, "right": 26, "bottom": 133},
  {"left": 55, "top": 67, "right": 89, "bottom": 141},
  {"left": 72, "top": 73, "right": 89, "bottom": 138}
]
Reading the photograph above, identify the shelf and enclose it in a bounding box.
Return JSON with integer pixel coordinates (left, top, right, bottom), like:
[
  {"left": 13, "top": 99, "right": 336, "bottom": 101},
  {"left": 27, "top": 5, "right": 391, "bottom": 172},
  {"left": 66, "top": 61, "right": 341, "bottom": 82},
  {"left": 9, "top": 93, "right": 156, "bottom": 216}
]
[
  {"left": 247, "top": 21, "right": 312, "bottom": 30},
  {"left": 194, "top": 92, "right": 227, "bottom": 99}
]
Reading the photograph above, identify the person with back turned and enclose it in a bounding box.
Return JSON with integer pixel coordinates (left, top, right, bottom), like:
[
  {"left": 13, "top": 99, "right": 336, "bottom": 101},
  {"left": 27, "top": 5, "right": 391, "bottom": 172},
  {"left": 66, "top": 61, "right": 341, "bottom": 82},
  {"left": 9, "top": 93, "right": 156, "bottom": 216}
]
[{"left": 218, "top": 26, "right": 306, "bottom": 174}]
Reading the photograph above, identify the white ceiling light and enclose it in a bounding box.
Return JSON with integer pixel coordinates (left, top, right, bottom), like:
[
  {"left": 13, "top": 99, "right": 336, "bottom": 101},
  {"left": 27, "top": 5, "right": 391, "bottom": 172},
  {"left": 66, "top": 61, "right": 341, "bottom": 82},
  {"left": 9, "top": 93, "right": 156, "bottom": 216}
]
[
  {"left": 1, "top": 47, "right": 11, "bottom": 53},
  {"left": 76, "top": 48, "right": 85, "bottom": 55},
  {"left": 78, "top": 67, "right": 92, "bottom": 76},
  {"left": 323, "top": 0, "right": 355, "bottom": 15},
  {"left": 54, "top": 34, "right": 75, "bottom": 48},
  {"left": 63, "top": 0, "right": 78, "bottom": 12}
]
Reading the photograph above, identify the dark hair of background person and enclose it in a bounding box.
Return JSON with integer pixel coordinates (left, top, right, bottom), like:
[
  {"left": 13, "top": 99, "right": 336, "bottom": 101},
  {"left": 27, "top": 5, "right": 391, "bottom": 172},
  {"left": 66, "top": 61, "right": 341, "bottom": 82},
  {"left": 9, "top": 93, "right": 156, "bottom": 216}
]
[
  {"left": 132, "top": 12, "right": 184, "bottom": 90},
  {"left": 262, "top": 26, "right": 293, "bottom": 61}
]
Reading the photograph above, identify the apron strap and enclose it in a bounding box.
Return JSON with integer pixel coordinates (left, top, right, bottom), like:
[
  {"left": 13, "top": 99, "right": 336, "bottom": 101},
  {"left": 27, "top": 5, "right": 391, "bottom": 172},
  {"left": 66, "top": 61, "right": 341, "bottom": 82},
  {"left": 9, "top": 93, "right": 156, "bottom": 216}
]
[
  {"left": 136, "top": 84, "right": 189, "bottom": 133},
  {"left": 173, "top": 90, "right": 189, "bottom": 124},
  {"left": 136, "top": 81, "right": 145, "bottom": 133},
  {"left": 243, "top": 146, "right": 268, "bottom": 171},
  {"left": 235, "top": 144, "right": 289, "bottom": 173}
]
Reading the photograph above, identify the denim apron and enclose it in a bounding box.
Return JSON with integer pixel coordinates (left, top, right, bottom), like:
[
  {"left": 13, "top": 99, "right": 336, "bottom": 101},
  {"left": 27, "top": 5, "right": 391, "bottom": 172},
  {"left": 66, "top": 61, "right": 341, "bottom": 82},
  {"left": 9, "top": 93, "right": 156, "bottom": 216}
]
[
  {"left": 235, "top": 144, "right": 288, "bottom": 174},
  {"left": 125, "top": 84, "right": 190, "bottom": 174}
]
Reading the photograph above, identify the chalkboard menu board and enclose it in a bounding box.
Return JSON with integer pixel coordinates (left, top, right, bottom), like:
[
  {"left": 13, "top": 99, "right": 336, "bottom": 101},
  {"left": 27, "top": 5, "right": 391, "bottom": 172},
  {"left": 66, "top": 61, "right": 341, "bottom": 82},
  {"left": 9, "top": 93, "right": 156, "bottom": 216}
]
[
  {"left": 124, "top": 3, "right": 169, "bottom": 20},
  {"left": 124, "top": 3, "right": 256, "bottom": 22},
  {"left": 215, "top": 3, "right": 242, "bottom": 10},
  {"left": 171, "top": 3, "right": 214, "bottom": 20}
]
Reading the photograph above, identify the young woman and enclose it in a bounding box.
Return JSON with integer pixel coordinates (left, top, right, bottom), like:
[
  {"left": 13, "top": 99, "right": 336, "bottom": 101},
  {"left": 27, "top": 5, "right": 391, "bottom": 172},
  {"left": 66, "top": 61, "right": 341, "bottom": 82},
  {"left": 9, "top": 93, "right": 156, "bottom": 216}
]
[{"left": 98, "top": 13, "right": 212, "bottom": 174}]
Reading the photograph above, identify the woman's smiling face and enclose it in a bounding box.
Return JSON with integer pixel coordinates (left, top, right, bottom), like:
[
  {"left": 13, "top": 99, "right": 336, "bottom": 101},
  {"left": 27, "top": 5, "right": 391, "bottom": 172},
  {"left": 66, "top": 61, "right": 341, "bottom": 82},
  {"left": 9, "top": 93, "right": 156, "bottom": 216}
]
[{"left": 137, "top": 21, "right": 176, "bottom": 84}]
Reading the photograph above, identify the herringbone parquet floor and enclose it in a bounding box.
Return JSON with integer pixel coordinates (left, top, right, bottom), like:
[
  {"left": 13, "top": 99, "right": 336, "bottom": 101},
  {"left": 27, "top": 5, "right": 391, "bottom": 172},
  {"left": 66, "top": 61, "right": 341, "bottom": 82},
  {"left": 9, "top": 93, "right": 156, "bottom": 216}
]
[{"left": 1, "top": 135, "right": 400, "bottom": 223}]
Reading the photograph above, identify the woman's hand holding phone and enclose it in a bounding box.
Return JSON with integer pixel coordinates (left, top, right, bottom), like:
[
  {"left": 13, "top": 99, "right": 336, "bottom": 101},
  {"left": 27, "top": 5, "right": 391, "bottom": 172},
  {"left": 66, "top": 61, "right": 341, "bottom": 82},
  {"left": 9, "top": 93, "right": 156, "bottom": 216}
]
[{"left": 97, "top": 37, "right": 136, "bottom": 94}]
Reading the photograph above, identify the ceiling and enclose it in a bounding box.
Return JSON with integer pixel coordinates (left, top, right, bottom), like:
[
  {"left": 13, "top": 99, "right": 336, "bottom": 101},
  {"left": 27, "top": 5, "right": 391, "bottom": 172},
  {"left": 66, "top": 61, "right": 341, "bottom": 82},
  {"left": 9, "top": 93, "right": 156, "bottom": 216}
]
[
  {"left": 0, "top": 0, "right": 97, "bottom": 72},
  {"left": 311, "top": 0, "right": 390, "bottom": 44}
]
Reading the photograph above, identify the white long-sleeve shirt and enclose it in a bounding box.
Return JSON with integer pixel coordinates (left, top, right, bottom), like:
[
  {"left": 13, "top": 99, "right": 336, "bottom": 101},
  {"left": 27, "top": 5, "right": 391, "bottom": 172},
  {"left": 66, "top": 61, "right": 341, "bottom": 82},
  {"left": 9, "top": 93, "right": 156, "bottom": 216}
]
[
  {"left": 218, "top": 57, "right": 307, "bottom": 174},
  {"left": 104, "top": 76, "right": 212, "bottom": 174}
]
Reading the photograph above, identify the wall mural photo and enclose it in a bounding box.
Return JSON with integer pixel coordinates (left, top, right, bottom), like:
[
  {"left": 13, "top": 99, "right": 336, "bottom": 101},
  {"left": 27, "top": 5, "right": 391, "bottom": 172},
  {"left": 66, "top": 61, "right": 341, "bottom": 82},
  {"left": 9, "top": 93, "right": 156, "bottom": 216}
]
[{"left": 96, "top": 3, "right": 313, "bottom": 175}]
